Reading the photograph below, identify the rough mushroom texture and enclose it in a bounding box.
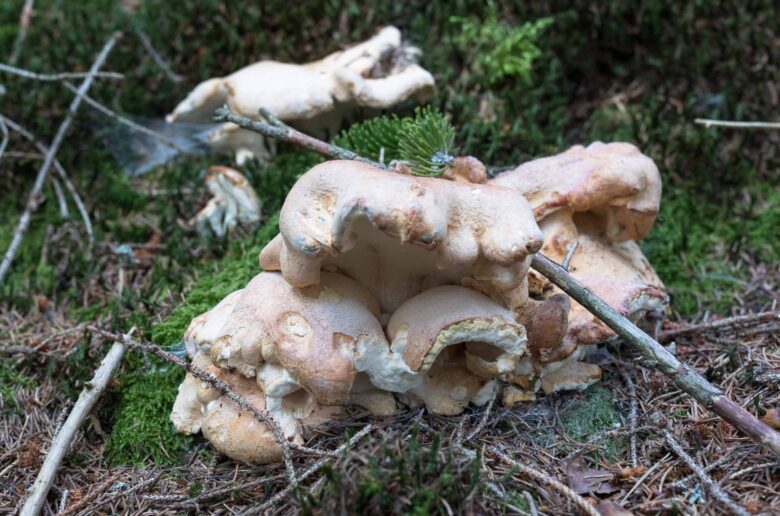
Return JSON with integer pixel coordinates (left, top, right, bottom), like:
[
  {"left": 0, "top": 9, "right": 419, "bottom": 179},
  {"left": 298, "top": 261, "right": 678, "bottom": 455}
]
[
  {"left": 193, "top": 166, "right": 261, "bottom": 237},
  {"left": 490, "top": 141, "right": 668, "bottom": 347},
  {"left": 259, "top": 159, "right": 543, "bottom": 314},
  {"left": 167, "top": 26, "right": 435, "bottom": 163},
  {"left": 172, "top": 143, "right": 668, "bottom": 462}
]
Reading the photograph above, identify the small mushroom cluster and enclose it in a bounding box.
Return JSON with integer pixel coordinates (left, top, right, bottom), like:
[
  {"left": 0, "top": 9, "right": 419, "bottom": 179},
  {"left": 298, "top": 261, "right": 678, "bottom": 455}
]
[
  {"left": 171, "top": 142, "right": 667, "bottom": 464},
  {"left": 168, "top": 26, "right": 435, "bottom": 164}
]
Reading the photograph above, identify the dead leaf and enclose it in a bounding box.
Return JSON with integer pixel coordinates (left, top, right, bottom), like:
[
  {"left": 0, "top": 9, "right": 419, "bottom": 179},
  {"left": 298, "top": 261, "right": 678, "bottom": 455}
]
[
  {"left": 565, "top": 459, "right": 617, "bottom": 495},
  {"left": 761, "top": 408, "right": 780, "bottom": 430},
  {"left": 595, "top": 500, "right": 634, "bottom": 515}
]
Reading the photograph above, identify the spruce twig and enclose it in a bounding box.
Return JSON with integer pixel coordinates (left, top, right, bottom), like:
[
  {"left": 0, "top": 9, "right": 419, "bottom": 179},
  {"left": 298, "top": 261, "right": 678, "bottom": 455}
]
[{"left": 222, "top": 103, "right": 780, "bottom": 456}]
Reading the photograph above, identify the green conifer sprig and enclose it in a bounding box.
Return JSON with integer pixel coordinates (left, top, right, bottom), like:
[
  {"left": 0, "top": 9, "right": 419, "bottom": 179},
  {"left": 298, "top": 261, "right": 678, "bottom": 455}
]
[{"left": 334, "top": 107, "right": 456, "bottom": 177}]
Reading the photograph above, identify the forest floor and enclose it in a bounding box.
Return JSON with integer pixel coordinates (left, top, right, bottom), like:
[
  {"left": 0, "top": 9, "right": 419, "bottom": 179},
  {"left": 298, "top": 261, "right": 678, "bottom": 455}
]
[{"left": 1, "top": 1, "right": 779, "bottom": 514}]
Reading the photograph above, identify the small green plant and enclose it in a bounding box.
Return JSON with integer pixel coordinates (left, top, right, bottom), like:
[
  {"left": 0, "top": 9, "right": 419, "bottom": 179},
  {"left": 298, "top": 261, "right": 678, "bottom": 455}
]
[
  {"left": 451, "top": 8, "right": 553, "bottom": 85},
  {"left": 334, "top": 107, "right": 456, "bottom": 177},
  {"left": 560, "top": 385, "right": 624, "bottom": 462}
]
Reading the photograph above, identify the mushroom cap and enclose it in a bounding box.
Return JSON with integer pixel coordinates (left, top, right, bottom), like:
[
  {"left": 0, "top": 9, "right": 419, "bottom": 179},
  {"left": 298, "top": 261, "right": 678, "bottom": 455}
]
[
  {"left": 261, "top": 160, "right": 543, "bottom": 313},
  {"left": 353, "top": 285, "right": 526, "bottom": 405},
  {"left": 170, "top": 353, "right": 283, "bottom": 464},
  {"left": 490, "top": 142, "right": 661, "bottom": 242},
  {"left": 194, "top": 166, "right": 262, "bottom": 238},
  {"left": 533, "top": 210, "right": 667, "bottom": 345},
  {"left": 386, "top": 285, "right": 527, "bottom": 374},
  {"left": 192, "top": 271, "right": 386, "bottom": 406}
]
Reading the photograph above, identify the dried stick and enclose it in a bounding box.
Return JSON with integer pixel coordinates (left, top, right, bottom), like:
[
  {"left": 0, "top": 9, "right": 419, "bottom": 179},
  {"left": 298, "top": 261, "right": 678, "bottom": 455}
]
[
  {"left": 486, "top": 445, "right": 600, "bottom": 516},
  {"left": 620, "top": 368, "right": 639, "bottom": 469},
  {"left": 50, "top": 176, "right": 70, "bottom": 219},
  {"left": 86, "top": 327, "right": 298, "bottom": 483},
  {"left": 214, "top": 106, "right": 392, "bottom": 171},
  {"left": 695, "top": 118, "right": 780, "bottom": 130},
  {"left": 658, "top": 310, "right": 780, "bottom": 342},
  {"left": 663, "top": 430, "right": 749, "bottom": 516},
  {"left": 8, "top": 0, "right": 35, "bottom": 65},
  {"left": 221, "top": 103, "right": 780, "bottom": 456},
  {"left": 62, "top": 82, "right": 189, "bottom": 153},
  {"left": 561, "top": 240, "right": 579, "bottom": 271},
  {"left": 531, "top": 253, "right": 780, "bottom": 456},
  {"left": 0, "top": 63, "right": 122, "bottom": 81},
  {"left": 1, "top": 113, "right": 95, "bottom": 248},
  {"left": 0, "top": 116, "right": 9, "bottom": 161},
  {"left": 239, "top": 424, "right": 375, "bottom": 516},
  {"left": 19, "top": 338, "right": 128, "bottom": 516},
  {"left": 133, "top": 29, "right": 182, "bottom": 83},
  {"left": 0, "top": 32, "right": 119, "bottom": 285}
]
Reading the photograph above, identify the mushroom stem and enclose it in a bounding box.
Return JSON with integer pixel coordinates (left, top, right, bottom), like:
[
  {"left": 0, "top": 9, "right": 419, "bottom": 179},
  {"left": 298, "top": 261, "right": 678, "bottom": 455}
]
[
  {"left": 214, "top": 106, "right": 392, "bottom": 171},
  {"left": 530, "top": 253, "right": 780, "bottom": 456}
]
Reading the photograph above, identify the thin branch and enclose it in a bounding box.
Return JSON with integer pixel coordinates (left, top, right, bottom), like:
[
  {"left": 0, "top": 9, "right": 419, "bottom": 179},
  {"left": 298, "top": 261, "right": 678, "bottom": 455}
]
[
  {"left": 19, "top": 333, "right": 130, "bottom": 516},
  {"left": 561, "top": 240, "right": 579, "bottom": 271},
  {"left": 620, "top": 367, "right": 639, "bottom": 469},
  {"left": 531, "top": 253, "right": 780, "bottom": 457},
  {"left": 133, "top": 28, "right": 182, "bottom": 83},
  {"left": 486, "top": 445, "right": 600, "bottom": 516},
  {"left": 0, "top": 116, "right": 9, "bottom": 162},
  {"left": 8, "top": 0, "right": 34, "bottom": 66},
  {"left": 62, "top": 81, "right": 189, "bottom": 153},
  {"left": 214, "top": 106, "right": 392, "bottom": 171},
  {"left": 239, "top": 424, "right": 375, "bottom": 516},
  {"left": 658, "top": 310, "right": 780, "bottom": 342},
  {"left": 0, "top": 63, "right": 122, "bottom": 81},
  {"left": 86, "top": 326, "right": 300, "bottom": 484},
  {"left": 50, "top": 176, "right": 70, "bottom": 219},
  {"left": 1, "top": 115, "right": 94, "bottom": 248},
  {"left": 0, "top": 31, "right": 119, "bottom": 285},
  {"left": 695, "top": 118, "right": 780, "bottom": 130},
  {"left": 663, "top": 430, "right": 749, "bottom": 516}
]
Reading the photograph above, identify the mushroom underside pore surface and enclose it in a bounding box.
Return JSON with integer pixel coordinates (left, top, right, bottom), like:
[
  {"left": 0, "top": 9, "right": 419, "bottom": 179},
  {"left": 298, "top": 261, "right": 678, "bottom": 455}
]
[{"left": 171, "top": 143, "right": 668, "bottom": 464}]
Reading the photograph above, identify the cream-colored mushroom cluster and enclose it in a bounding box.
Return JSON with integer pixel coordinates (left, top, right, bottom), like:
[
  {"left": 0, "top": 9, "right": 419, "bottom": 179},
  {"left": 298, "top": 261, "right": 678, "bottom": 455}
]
[
  {"left": 168, "top": 26, "right": 435, "bottom": 164},
  {"left": 171, "top": 142, "right": 668, "bottom": 464}
]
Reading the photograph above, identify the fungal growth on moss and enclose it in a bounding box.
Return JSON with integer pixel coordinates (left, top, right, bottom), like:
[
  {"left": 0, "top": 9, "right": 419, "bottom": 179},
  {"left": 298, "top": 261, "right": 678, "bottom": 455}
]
[
  {"left": 171, "top": 145, "right": 668, "bottom": 464},
  {"left": 167, "top": 26, "right": 435, "bottom": 164}
]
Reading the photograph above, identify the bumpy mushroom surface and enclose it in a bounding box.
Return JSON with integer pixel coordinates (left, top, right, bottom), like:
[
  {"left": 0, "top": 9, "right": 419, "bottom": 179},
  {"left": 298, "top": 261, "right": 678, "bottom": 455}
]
[
  {"left": 259, "top": 160, "right": 544, "bottom": 315},
  {"left": 490, "top": 142, "right": 668, "bottom": 347},
  {"left": 167, "top": 26, "right": 434, "bottom": 163},
  {"left": 193, "top": 166, "right": 261, "bottom": 237}
]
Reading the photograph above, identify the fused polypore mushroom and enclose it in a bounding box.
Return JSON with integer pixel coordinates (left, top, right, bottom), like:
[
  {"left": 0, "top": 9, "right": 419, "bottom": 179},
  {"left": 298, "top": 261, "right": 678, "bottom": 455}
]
[
  {"left": 167, "top": 26, "right": 434, "bottom": 163},
  {"left": 193, "top": 166, "right": 261, "bottom": 238},
  {"left": 356, "top": 285, "right": 527, "bottom": 415},
  {"left": 171, "top": 353, "right": 284, "bottom": 464},
  {"left": 260, "top": 160, "right": 544, "bottom": 315},
  {"left": 490, "top": 142, "right": 668, "bottom": 347}
]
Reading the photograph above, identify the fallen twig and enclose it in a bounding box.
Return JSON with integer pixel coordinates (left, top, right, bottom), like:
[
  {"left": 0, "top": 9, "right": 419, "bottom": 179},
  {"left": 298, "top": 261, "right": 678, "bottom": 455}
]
[
  {"left": 486, "top": 445, "right": 600, "bottom": 516},
  {"left": 0, "top": 116, "right": 95, "bottom": 248},
  {"left": 0, "top": 63, "right": 122, "bottom": 81},
  {"left": 620, "top": 368, "right": 639, "bottom": 469},
  {"left": 531, "top": 253, "right": 780, "bottom": 456},
  {"left": 221, "top": 103, "right": 780, "bottom": 457},
  {"left": 0, "top": 116, "right": 9, "bottom": 161},
  {"left": 695, "top": 118, "right": 780, "bottom": 130},
  {"left": 658, "top": 310, "right": 780, "bottom": 342},
  {"left": 663, "top": 430, "right": 749, "bottom": 516},
  {"left": 133, "top": 29, "right": 182, "bottom": 83},
  {"left": 19, "top": 331, "right": 130, "bottom": 516},
  {"left": 58, "top": 472, "right": 123, "bottom": 516},
  {"left": 87, "top": 326, "right": 311, "bottom": 485},
  {"left": 214, "top": 106, "right": 392, "bottom": 171},
  {"left": 0, "top": 31, "right": 120, "bottom": 285},
  {"left": 561, "top": 240, "right": 579, "bottom": 271},
  {"left": 8, "top": 0, "right": 35, "bottom": 66}
]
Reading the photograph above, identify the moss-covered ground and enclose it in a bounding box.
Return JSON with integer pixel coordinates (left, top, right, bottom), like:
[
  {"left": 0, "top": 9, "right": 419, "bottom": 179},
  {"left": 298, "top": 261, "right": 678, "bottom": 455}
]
[{"left": 1, "top": 1, "right": 778, "bottom": 512}]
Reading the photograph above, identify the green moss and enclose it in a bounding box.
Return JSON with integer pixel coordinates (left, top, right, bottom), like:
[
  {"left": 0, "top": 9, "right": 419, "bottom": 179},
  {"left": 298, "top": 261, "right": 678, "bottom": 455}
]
[
  {"left": 560, "top": 385, "right": 623, "bottom": 463},
  {"left": 0, "top": 361, "right": 34, "bottom": 413},
  {"left": 104, "top": 366, "right": 190, "bottom": 466}
]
